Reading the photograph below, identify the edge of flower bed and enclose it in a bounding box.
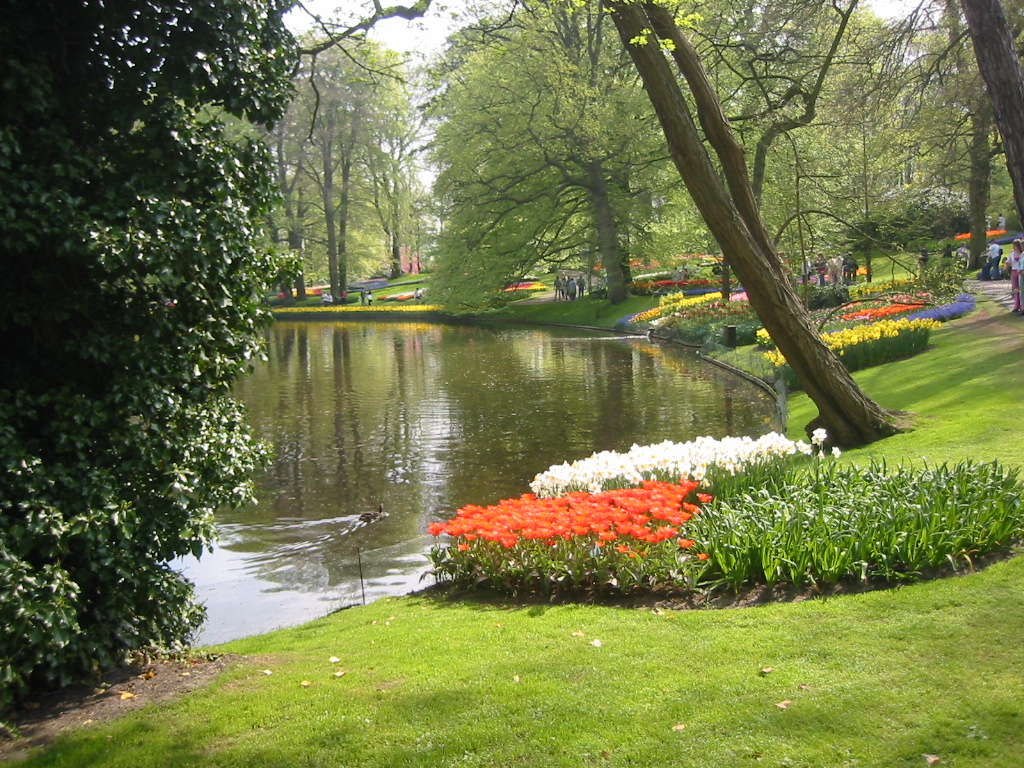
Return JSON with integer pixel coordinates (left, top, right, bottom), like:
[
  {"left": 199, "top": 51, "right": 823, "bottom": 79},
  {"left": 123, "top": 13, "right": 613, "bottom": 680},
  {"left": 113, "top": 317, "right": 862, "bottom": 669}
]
[{"left": 269, "top": 307, "right": 450, "bottom": 320}]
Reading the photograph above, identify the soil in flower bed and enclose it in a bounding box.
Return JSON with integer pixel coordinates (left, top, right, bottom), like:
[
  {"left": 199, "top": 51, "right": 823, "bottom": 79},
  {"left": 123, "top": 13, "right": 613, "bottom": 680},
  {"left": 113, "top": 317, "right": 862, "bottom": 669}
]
[{"left": 421, "top": 545, "right": 1020, "bottom": 612}]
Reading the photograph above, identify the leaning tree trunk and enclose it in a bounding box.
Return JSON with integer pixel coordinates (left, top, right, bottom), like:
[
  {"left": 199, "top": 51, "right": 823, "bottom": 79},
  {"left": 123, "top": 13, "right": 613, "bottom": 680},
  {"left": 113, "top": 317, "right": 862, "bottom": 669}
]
[
  {"left": 608, "top": 0, "right": 902, "bottom": 447},
  {"left": 960, "top": 0, "right": 1024, "bottom": 231}
]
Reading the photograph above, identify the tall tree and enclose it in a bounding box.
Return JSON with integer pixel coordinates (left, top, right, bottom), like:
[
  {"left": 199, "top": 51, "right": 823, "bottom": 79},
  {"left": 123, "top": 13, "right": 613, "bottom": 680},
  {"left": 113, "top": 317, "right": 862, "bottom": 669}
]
[
  {"left": 292, "top": 45, "right": 388, "bottom": 298},
  {"left": 606, "top": 0, "right": 902, "bottom": 446},
  {"left": 429, "top": 0, "right": 667, "bottom": 307},
  {"left": 959, "top": 0, "right": 1024, "bottom": 227}
]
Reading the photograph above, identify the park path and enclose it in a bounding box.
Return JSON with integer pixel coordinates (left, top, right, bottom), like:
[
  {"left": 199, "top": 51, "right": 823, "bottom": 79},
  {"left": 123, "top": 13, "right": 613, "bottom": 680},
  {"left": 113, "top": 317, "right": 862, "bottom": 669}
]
[{"left": 965, "top": 278, "right": 1017, "bottom": 313}]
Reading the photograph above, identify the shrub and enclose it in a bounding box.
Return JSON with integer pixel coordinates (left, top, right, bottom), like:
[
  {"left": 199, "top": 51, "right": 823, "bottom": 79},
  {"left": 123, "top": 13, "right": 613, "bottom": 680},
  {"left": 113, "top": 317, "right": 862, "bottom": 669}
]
[{"left": 0, "top": 1, "right": 294, "bottom": 708}]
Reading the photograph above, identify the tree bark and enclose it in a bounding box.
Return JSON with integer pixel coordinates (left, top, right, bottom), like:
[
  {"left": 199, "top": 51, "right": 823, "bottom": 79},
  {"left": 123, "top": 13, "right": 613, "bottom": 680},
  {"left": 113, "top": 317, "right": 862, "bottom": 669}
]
[
  {"left": 608, "top": 0, "right": 902, "bottom": 447},
  {"left": 960, "top": 0, "right": 1024, "bottom": 229},
  {"left": 588, "top": 161, "right": 629, "bottom": 304},
  {"left": 968, "top": 101, "right": 994, "bottom": 269},
  {"left": 321, "top": 118, "right": 340, "bottom": 301}
]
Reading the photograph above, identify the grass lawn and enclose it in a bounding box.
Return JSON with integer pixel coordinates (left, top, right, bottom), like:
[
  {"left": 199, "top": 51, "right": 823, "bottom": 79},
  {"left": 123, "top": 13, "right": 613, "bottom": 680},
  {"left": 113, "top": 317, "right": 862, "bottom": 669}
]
[
  {"left": 7, "top": 294, "right": 1024, "bottom": 768},
  {"left": 500, "top": 294, "right": 658, "bottom": 329}
]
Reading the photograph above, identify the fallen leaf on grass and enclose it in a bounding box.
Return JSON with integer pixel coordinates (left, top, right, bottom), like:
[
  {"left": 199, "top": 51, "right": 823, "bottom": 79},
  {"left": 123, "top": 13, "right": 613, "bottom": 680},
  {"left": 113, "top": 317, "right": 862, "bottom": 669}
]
[
  {"left": 513, "top": 675, "right": 521, "bottom": 683},
  {"left": 924, "top": 756, "right": 941, "bottom": 765},
  {"left": 328, "top": 656, "right": 341, "bottom": 664},
  {"left": 333, "top": 671, "right": 346, "bottom": 678},
  {"left": 300, "top": 680, "right": 313, "bottom": 687},
  {"left": 571, "top": 631, "right": 585, "bottom": 637},
  {"left": 590, "top": 639, "right": 603, "bottom": 647},
  {"left": 138, "top": 669, "right": 155, "bottom": 680},
  {"left": 759, "top": 667, "right": 775, "bottom": 676},
  {"left": 119, "top": 691, "right": 136, "bottom": 700},
  {"left": 262, "top": 670, "right": 273, "bottom": 676},
  {"left": 774, "top": 700, "right": 792, "bottom": 710},
  {"left": 671, "top": 723, "right": 687, "bottom": 731}
]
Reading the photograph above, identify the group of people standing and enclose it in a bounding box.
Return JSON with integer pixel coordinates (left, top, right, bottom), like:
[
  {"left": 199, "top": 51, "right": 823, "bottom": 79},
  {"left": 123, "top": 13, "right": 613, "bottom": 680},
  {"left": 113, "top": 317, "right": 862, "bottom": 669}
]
[
  {"left": 807, "top": 254, "right": 858, "bottom": 287},
  {"left": 997, "top": 238, "right": 1024, "bottom": 314},
  {"left": 554, "top": 274, "right": 585, "bottom": 301}
]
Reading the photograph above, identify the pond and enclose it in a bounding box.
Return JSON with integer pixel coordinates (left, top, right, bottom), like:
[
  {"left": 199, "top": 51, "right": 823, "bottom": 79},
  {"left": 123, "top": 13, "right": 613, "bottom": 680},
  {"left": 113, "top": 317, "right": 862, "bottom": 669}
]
[{"left": 179, "top": 320, "right": 780, "bottom": 644}]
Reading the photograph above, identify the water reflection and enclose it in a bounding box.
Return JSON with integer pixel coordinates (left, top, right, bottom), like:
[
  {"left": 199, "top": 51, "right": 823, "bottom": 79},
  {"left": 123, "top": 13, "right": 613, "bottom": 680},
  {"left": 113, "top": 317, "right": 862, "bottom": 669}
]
[{"left": 180, "top": 321, "right": 778, "bottom": 643}]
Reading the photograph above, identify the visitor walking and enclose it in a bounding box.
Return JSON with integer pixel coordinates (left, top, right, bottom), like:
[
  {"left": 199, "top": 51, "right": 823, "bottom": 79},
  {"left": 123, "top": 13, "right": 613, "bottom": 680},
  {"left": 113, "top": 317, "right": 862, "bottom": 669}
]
[
  {"left": 842, "top": 254, "right": 858, "bottom": 285},
  {"left": 814, "top": 256, "right": 827, "bottom": 287},
  {"left": 566, "top": 277, "right": 577, "bottom": 301},
  {"left": 987, "top": 240, "right": 1002, "bottom": 280}
]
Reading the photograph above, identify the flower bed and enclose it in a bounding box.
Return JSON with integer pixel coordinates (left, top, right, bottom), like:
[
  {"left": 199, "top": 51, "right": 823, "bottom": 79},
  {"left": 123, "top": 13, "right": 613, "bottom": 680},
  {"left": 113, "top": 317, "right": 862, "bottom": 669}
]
[
  {"left": 761, "top": 317, "right": 940, "bottom": 388},
  {"left": 271, "top": 304, "right": 443, "bottom": 315},
  {"left": 529, "top": 432, "right": 814, "bottom": 498},
  {"left": 429, "top": 429, "right": 1024, "bottom": 597},
  {"left": 428, "top": 481, "right": 711, "bottom": 592}
]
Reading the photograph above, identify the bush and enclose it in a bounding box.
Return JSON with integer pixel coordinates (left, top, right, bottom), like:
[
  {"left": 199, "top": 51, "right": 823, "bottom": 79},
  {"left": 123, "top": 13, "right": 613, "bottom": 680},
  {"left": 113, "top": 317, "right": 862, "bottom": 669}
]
[
  {"left": 849, "top": 187, "right": 970, "bottom": 251},
  {"left": 0, "top": 2, "right": 294, "bottom": 708},
  {"left": 806, "top": 283, "right": 850, "bottom": 310}
]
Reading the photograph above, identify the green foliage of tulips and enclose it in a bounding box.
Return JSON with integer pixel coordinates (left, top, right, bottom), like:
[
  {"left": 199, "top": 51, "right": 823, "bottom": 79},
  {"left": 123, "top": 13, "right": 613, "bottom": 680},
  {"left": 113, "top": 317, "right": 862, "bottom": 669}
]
[{"left": 695, "top": 459, "right": 1024, "bottom": 593}]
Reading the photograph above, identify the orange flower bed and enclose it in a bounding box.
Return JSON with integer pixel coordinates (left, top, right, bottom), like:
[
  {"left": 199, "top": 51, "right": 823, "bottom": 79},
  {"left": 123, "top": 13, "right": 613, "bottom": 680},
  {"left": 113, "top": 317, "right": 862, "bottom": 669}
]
[
  {"left": 428, "top": 481, "right": 711, "bottom": 591},
  {"left": 840, "top": 302, "right": 925, "bottom": 322}
]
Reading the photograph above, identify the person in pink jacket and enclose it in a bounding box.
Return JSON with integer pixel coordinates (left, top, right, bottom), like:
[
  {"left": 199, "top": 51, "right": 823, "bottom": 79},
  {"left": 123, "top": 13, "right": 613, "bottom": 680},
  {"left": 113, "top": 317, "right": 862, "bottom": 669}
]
[{"left": 1011, "top": 239, "right": 1023, "bottom": 313}]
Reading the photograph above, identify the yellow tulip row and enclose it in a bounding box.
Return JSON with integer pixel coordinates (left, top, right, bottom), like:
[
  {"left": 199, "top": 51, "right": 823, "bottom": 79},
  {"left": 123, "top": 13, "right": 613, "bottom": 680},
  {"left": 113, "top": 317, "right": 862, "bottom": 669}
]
[{"left": 762, "top": 317, "right": 940, "bottom": 367}]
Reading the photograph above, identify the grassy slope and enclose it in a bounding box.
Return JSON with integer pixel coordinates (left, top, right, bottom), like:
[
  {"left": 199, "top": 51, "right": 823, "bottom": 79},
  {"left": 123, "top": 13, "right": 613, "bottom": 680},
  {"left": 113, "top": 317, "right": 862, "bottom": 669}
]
[{"left": 13, "top": 294, "right": 1024, "bottom": 768}]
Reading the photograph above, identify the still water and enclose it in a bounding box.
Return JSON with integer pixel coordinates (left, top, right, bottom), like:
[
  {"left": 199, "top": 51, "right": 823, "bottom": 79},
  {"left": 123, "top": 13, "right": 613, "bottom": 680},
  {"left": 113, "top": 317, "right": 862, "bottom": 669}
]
[{"left": 180, "top": 320, "right": 779, "bottom": 644}]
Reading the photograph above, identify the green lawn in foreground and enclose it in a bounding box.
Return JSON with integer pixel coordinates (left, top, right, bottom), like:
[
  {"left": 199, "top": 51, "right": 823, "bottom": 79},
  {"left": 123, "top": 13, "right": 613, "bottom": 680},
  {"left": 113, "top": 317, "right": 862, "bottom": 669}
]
[{"left": 9, "top": 294, "right": 1024, "bottom": 768}]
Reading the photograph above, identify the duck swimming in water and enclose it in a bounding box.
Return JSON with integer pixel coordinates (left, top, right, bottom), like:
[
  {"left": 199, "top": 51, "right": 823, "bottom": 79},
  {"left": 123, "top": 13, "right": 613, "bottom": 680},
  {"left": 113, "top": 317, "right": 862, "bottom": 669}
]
[{"left": 359, "top": 504, "right": 387, "bottom": 523}]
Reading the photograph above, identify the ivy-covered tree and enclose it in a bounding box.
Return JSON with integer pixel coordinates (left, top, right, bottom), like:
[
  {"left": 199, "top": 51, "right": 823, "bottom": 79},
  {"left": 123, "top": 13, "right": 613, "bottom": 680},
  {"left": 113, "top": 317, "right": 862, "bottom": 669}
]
[{"left": 0, "top": 0, "right": 295, "bottom": 706}]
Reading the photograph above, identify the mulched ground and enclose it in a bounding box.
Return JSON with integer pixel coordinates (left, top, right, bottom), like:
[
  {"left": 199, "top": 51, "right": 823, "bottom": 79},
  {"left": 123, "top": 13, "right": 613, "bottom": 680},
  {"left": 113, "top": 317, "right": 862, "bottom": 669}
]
[{"left": 0, "top": 653, "right": 236, "bottom": 763}]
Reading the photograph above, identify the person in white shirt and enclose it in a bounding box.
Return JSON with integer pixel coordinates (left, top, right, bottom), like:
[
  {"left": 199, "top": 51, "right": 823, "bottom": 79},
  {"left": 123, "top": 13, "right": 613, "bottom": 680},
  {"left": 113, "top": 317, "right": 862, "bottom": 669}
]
[{"left": 987, "top": 240, "right": 1003, "bottom": 280}]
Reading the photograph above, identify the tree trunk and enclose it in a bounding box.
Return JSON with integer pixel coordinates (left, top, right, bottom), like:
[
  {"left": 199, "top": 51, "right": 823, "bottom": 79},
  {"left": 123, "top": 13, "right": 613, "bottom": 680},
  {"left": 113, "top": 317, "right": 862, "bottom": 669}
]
[
  {"left": 390, "top": 231, "right": 403, "bottom": 280},
  {"left": 588, "top": 161, "right": 629, "bottom": 304},
  {"left": 321, "top": 127, "right": 340, "bottom": 301},
  {"left": 968, "top": 102, "right": 993, "bottom": 269},
  {"left": 608, "top": 0, "right": 902, "bottom": 447},
  {"left": 960, "top": 0, "right": 1024, "bottom": 229}
]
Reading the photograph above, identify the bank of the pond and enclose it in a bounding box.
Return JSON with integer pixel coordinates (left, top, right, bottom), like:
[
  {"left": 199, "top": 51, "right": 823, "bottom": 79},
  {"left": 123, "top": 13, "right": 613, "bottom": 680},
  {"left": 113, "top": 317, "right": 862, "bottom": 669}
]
[{"left": 6, "top": 289, "right": 1024, "bottom": 767}]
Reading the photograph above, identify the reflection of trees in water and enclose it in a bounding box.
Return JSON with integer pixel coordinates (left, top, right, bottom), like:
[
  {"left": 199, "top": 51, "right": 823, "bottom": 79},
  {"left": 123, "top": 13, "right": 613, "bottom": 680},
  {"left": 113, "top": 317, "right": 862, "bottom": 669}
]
[{"left": 220, "top": 322, "right": 774, "bottom": 600}]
